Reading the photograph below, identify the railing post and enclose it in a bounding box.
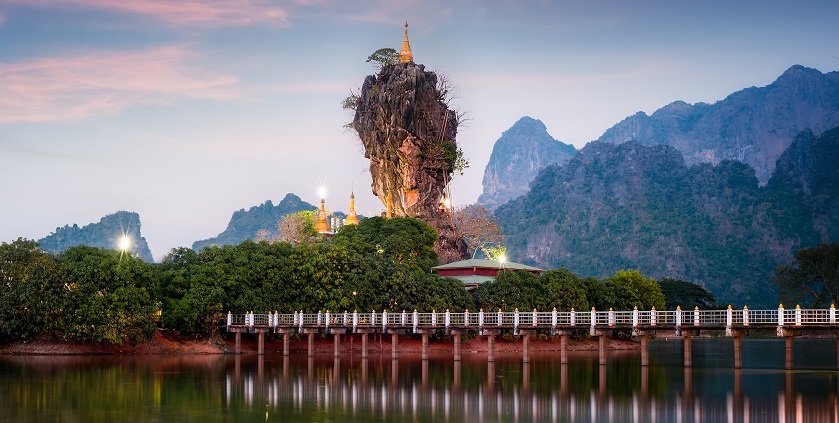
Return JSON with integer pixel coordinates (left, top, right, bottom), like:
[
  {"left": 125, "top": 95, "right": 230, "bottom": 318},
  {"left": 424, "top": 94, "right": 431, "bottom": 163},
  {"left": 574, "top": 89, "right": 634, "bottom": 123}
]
[
  {"left": 227, "top": 311, "right": 232, "bottom": 327},
  {"left": 371, "top": 310, "right": 376, "bottom": 326},
  {"left": 431, "top": 310, "right": 437, "bottom": 326},
  {"left": 608, "top": 308, "right": 615, "bottom": 327},
  {"left": 317, "top": 310, "right": 322, "bottom": 326},
  {"left": 479, "top": 309, "right": 485, "bottom": 328},
  {"left": 778, "top": 304, "right": 784, "bottom": 327},
  {"left": 382, "top": 310, "right": 387, "bottom": 329},
  {"left": 694, "top": 306, "right": 700, "bottom": 326},
  {"left": 274, "top": 311, "right": 280, "bottom": 328},
  {"left": 465, "top": 309, "right": 470, "bottom": 327},
  {"left": 402, "top": 310, "right": 407, "bottom": 326},
  {"left": 570, "top": 308, "right": 576, "bottom": 326},
  {"left": 795, "top": 305, "right": 802, "bottom": 326},
  {"left": 413, "top": 309, "right": 418, "bottom": 333},
  {"left": 532, "top": 308, "right": 538, "bottom": 326},
  {"left": 343, "top": 311, "right": 349, "bottom": 326},
  {"left": 497, "top": 309, "right": 502, "bottom": 327},
  {"left": 299, "top": 311, "right": 304, "bottom": 330},
  {"left": 248, "top": 311, "right": 253, "bottom": 327},
  {"left": 353, "top": 310, "right": 358, "bottom": 331},
  {"left": 831, "top": 304, "right": 836, "bottom": 324},
  {"left": 650, "top": 307, "right": 657, "bottom": 326},
  {"left": 325, "top": 310, "right": 330, "bottom": 329},
  {"left": 676, "top": 306, "right": 682, "bottom": 329},
  {"left": 552, "top": 308, "right": 557, "bottom": 329},
  {"left": 632, "top": 306, "right": 638, "bottom": 329},
  {"left": 743, "top": 305, "right": 749, "bottom": 326},
  {"left": 590, "top": 308, "right": 596, "bottom": 333},
  {"left": 445, "top": 309, "right": 451, "bottom": 329},
  {"left": 514, "top": 308, "right": 520, "bottom": 331},
  {"left": 726, "top": 305, "right": 733, "bottom": 335}
]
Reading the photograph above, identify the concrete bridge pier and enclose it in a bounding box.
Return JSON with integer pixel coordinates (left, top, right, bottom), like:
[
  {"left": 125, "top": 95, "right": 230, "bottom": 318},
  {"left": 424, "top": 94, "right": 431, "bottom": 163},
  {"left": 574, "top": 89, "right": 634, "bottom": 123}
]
[
  {"left": 258, "top": 331, "right": 265, "bottom": 355},
  {"left": 235, "top": 332, "right": 241, "bottom": 354},
  {"left": 308, "top": 332, "right": 315, "bottom": 357},
  {"left": 448, "top": 329, "right": 466, "bottom": 361},
  {"left": 416, "top": 328, "right": 434, "bottom": 360},
  {"left": 519, "top": 329, "right": 536, "bottom": 363},
  {"left": 734, "top": 334, "right": 743, "bottom": 369},
  {"left": 276, "top": 329, "right": 293, "bottom": 356},
  {"left": 553, "top": 330, "right": 570, "bottom": 364},
  {"left": 640, "top": 334, "right": 649, "bottom": 366},
  {"left": 334, "top": 333, "right": 341, "bottom": 357},
  {"left": 387, "top": 329, "right": 405, "bottom": 359},
  {"left": 785, "top": 335, "right": 794, "bottom": 370},
  {"left": 482, "top": 329, "right": 500, "bottom": 362},
  {"left": 356, "top": 328, "right": 375, "bottom": 359}
]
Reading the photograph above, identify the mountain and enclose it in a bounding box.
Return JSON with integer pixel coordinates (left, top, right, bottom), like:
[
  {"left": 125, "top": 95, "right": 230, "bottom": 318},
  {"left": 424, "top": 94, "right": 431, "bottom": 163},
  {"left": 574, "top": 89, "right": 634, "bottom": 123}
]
[
  {"left": 478, "top": 116, "right": 577, "bottom": 210},
  {"left": 38, "top": 211, "right": 154, "bottom": 262},
  {"left": 192, "top": 193, "right": 316, "bottom": 251},
  {"left": 496, "top": 127, "right": 839, "bottom": 308},
  {"left": 596, "top": 65, "right": 839, "bottom": 184}
]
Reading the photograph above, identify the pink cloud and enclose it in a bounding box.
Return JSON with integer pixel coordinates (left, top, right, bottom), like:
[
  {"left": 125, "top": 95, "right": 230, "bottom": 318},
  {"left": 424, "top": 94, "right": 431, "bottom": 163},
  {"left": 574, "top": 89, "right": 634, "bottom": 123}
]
[
  {"left": 0, "top": 46, "right": 238, "bottom": 123},
  {"left": 12, "top": 0, "right": 289, "bottom": 27}
]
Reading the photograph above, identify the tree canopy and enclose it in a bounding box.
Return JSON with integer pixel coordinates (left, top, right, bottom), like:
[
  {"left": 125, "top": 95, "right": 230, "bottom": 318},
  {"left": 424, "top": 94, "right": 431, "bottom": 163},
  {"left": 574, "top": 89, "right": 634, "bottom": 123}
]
[{"left": 774, "top": 243, "right": 839, "bottom": 308}]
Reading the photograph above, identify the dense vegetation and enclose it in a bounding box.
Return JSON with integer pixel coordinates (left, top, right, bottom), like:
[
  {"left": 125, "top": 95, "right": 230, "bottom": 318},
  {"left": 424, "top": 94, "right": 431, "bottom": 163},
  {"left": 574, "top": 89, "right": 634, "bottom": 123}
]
[
  {"left": 0, "top": 216, "right": 712, "bottom": 345},
  {"left": 498, "top": 126, "right": 839, "bottom": 308}
]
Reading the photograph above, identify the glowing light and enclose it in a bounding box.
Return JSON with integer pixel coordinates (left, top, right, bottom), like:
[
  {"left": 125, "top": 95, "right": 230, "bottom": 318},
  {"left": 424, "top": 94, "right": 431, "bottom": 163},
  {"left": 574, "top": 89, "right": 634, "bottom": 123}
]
[
  {"left": 498, "top": 255, "right": 507, "bottom": 264},
  {"left": 442, "top": 197, "right": 451, "bottom": 208},
  {"left": 318, "top": 185, "right": 327, "bottom": 200},
  {"left": 118, "top": 235, "right": 131, "bottom": 252}
]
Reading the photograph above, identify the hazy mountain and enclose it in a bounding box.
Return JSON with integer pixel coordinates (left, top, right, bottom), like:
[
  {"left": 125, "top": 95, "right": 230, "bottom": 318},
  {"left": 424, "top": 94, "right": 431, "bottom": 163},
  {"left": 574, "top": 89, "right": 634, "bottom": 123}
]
[
  {"left": 478, "top": 116, "right": 576, "bottom": 210},
  {"left": 192, "top": 193, "right": 317, "bottom": 251},
  {"left": 496, "top": 127, "right": 839, "bottom": 308},
  {"left": 596, "top": 65, "right": 839, "bottom": 184},
  {"left": 38, "top": 211, "right": 154, "bottom": 262}
]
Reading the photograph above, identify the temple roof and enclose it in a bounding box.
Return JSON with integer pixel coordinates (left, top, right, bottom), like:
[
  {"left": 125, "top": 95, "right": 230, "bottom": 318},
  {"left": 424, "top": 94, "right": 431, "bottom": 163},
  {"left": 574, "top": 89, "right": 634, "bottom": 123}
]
[{"left": 432, "top": 259, "right": 544, "bottom": 272}]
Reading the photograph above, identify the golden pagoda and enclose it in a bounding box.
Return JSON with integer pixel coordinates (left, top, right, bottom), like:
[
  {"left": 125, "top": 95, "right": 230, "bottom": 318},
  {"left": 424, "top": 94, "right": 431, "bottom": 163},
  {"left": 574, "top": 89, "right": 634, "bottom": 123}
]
[
  {"left": 399, "top": 21, "right": 413, "bottom": 63},
  {"left": 315, "top": 191, "right": 331, "bottom": 234},
  {"left": 346, "top": 192, "right": 360, "bottom": 225}
]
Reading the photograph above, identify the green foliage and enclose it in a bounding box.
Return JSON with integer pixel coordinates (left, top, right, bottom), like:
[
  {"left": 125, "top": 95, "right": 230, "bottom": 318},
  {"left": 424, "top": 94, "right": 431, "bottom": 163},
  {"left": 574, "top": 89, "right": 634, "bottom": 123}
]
[
  {"left": 59, "top": 245, "right": 159, "bottom": 344},
  {"left": 773, "top": 243, "right": 839, "bottom": 308},
  {"left": 609, "top": 269, "right": 665, "bottom": 310},
  {"left": 0, "top": 239, "right": 65, "bottom": 342},
  {"left": 332, "top": 217, "right": 438, "bottom": 274},
  {"left": 366, "top": 48, "right": 398, "bottom": 70},
  {"left": 386, "top": 274, "right": 474, "bottom": 312},
  {"left": 539, "top": 269, "right": 590, "bottom": 311},
  {"left": 658, "top": 278, "right": 717, "bottom": 310},
  {"left": 473, "top": 270, "right": 543, "bottom": 312}
]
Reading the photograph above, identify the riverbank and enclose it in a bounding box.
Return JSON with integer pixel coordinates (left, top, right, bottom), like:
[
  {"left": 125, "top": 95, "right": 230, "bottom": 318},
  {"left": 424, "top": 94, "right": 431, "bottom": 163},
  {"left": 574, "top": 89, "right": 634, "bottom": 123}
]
[{"left": 0, "top": 331, "right": 640, "bottom": 355}]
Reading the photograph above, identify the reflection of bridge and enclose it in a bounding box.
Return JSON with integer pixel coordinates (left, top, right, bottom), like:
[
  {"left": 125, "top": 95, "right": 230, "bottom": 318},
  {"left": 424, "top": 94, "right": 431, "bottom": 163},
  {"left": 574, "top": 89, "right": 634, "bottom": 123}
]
[
  {"left": 226, "top": 305, "right": 839, "bottom": 369},
  {"left": 225, "top": 354, "right": 838, "bottom": 423}
]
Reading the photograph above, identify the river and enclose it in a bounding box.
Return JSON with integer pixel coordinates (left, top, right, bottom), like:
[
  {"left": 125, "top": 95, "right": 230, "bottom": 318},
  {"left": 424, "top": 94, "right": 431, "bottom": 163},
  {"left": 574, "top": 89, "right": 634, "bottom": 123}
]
[{"left": 0, "top": 338, "right": 837, "bottom": 422}]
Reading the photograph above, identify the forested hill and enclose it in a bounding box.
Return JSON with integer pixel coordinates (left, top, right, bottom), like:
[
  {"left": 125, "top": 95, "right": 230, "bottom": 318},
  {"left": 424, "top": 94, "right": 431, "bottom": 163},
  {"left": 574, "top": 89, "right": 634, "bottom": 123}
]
[
  {"left": 192, "top": 193, "right": 316, "bottom": 251},
  {"left": 496, "top": 126, "right": 839, "bottom": 308},
  {"left": 595, "top": 65, "right": 839, "bottom": 184},
  {"left": 38, "top": 211, "right": 154, "bottom": 262}
]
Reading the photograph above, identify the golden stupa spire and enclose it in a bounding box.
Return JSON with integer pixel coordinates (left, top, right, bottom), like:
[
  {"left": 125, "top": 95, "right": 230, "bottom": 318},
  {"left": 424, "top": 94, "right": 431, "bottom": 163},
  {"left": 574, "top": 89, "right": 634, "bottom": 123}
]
[
  {"left": 399, "top": 21, "right": 413, "bottom": 63},
  {"left": 346, "top": 192, "right": 359, "bottom": 225},
  {"left": 315, "top": 188, "right": 331, "bottom": 233}
]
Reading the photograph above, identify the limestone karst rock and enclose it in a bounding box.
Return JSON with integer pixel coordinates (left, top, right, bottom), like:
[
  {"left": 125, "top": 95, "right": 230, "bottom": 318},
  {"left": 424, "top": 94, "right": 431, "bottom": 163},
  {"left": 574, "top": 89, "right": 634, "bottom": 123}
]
[{"left": 352, "top": 62, "right": 468, "bottom": 263}]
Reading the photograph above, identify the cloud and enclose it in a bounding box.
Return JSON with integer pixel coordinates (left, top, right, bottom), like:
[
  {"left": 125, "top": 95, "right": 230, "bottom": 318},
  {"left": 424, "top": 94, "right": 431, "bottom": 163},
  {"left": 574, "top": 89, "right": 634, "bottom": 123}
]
[
  {"left": 12, "top": 0, "right": 289, "bottom": 27},
  {"left": 0, "top": 46, "right": 238, "bottom": 123}
]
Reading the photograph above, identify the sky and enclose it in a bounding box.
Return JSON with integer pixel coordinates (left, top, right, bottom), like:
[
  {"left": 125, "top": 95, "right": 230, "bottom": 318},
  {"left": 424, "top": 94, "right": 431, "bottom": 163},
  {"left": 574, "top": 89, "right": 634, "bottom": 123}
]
[{"left": 2, "top": 0, "right": 838, "bottom": 261}]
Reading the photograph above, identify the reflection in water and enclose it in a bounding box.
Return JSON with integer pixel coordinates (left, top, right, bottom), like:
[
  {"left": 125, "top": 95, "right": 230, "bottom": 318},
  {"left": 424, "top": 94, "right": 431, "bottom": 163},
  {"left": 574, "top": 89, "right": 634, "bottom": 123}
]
[{"left": 0, "top": 339, "right": 838, "bottom": 422}]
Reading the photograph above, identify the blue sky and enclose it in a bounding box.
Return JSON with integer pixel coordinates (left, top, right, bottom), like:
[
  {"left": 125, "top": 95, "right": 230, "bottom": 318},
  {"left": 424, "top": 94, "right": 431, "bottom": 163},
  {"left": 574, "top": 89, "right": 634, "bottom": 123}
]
[{"left": 1, "top": 0, "right": 838, "bottom": 261}]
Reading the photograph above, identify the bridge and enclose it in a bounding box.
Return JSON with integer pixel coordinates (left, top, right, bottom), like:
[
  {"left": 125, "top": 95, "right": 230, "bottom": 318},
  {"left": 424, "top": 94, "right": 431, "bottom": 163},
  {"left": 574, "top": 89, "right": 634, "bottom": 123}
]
[{"left": 226, "top": 305, "right": 839, "bottom": 370}]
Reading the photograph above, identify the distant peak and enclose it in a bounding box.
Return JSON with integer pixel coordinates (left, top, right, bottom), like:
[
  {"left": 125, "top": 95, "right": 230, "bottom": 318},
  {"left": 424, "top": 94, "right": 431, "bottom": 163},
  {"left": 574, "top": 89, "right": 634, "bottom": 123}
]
[
  {"left": 512, "top": 116, "right": 546, "bottom": 129},
  {"left": 777, "top": 65, "right": 822, "bottom": 82}
]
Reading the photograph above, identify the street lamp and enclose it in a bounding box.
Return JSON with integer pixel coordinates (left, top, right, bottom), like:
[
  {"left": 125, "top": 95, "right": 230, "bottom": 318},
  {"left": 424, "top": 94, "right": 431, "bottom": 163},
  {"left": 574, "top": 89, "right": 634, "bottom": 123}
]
[{"left": 118, "top": 235, "right": 131, "bottom": 252}]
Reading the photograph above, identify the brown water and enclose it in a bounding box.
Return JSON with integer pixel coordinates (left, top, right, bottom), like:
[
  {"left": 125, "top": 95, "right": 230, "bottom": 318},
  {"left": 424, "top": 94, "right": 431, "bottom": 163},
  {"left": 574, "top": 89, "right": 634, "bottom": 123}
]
[{"left": 0, "top": 338, "right": 837, "bottom": 422}]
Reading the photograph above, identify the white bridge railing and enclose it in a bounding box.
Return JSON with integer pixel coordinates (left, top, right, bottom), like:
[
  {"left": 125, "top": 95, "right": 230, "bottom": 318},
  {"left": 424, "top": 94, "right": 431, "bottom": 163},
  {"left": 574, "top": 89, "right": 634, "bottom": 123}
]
[{"left": 227, "top": 305, "right": 837, "bottom": 334}]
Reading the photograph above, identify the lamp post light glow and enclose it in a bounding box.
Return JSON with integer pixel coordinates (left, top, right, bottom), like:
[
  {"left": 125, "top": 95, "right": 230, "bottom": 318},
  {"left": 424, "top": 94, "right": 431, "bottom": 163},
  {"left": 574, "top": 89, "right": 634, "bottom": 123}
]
[
  {"left": 118, "top": 235, "right": 131, "bottom": 252},
  {"left": 498, "top": 255, "right": 507, "bottom": 264},
  {"left": 318, "top": 185, "right": 327, "bottom": 200}
]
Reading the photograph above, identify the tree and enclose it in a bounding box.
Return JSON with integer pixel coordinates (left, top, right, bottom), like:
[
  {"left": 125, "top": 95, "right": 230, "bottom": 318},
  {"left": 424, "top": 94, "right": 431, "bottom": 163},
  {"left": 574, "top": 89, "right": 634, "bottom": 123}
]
[
  {"left": 774, "top": 243, "right": 839, "bottom": 308},
  {"left": 59, "top": 245, "right": 159, "bottom": 344},
  {"left": 609, "top": 269, "right": 665, "bottom": 311},
  {"left": 0, "top": 239, "right": 65, "bottom": 342},
  {"left": 366, "top": 47, "right": 398, "bottom": 71},
  {"left": 540, "top": 269, "right": 590, "bottom": 311},
  {"left": 658, "top": 278, "right": 717, "bottom": 310},
  {"left": 473, "top": 270, "right": 543, "bottom": 311},
  {"left": 277, "top": 210, "right": 318, "bottom": 245},
  {"left": 453, "top": 204, "right": 504, "bottom": 259},
  {"left": 332, "top": 217, "right": 438, "bottom": 274}
]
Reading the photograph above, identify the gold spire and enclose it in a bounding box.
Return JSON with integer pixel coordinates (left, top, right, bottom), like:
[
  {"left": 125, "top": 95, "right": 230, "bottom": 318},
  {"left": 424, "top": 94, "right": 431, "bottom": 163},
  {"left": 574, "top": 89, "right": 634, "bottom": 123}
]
[
  {"left": 346, "top": 192, "right": 359, "bottom": 225},
  {"left": 315, "top": 198, "right": 331, "bottom": 233},
  {"left": 399, "top": 21, "right": 413, "bottom": 63}
]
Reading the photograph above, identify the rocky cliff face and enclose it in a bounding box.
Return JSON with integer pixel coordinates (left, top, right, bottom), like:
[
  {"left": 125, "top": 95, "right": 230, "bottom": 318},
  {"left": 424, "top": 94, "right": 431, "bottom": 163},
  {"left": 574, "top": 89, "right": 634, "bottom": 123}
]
[
  {"left": 497, "top": 126, "right": 839, "bottom": 308},
  {"left": 38, "top": 211, "right": 154, "bottom": 262},
  {"left": 596, "top": 65, "right": 839, "bottom": 184},
  {"left": 352, "top": 62, "right": 468, "bottom": 263},
  {"left": 478, "top": 116, "right": 576, "bottom": 210}
]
